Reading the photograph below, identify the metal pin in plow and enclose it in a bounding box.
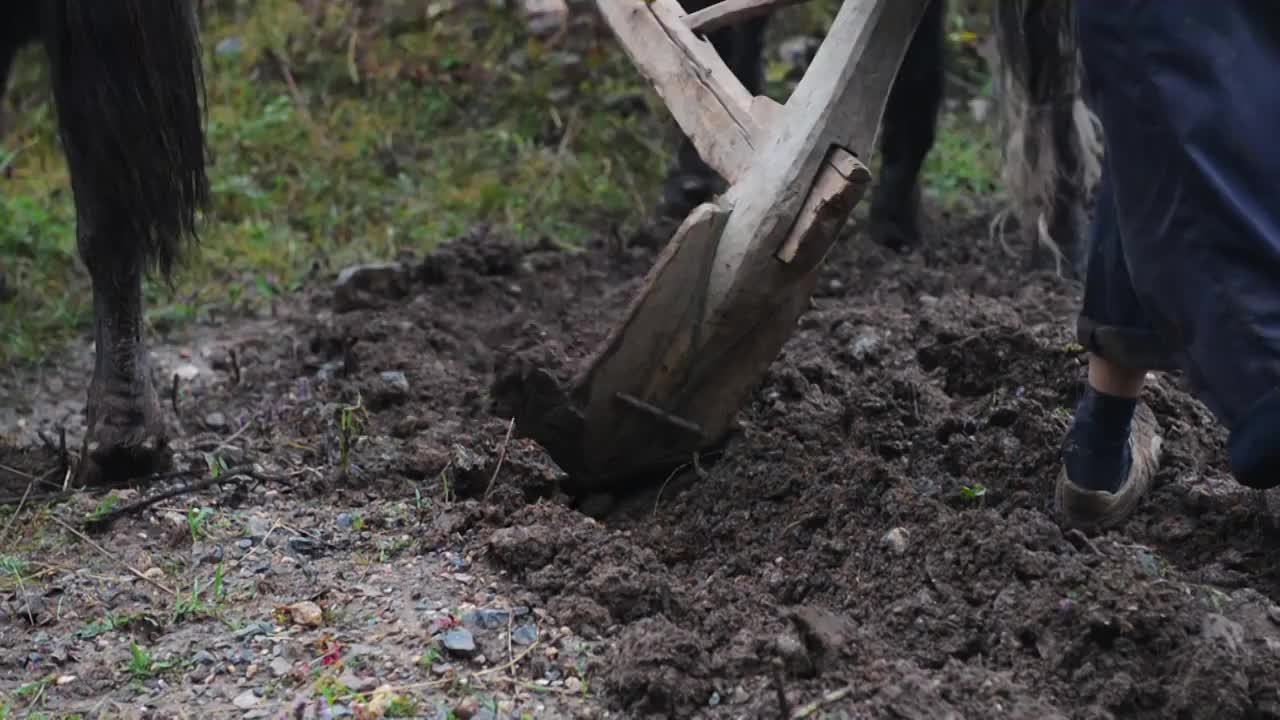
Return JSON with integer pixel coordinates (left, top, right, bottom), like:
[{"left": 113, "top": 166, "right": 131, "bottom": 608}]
[{"left": 494, "top": 0, "right": 931, "bottom": 494}]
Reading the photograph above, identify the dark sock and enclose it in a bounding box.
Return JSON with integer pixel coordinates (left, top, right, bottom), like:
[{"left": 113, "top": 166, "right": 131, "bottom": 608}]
[{"left": 1062, "top": 386, "right": 1136, "bottom": 493}]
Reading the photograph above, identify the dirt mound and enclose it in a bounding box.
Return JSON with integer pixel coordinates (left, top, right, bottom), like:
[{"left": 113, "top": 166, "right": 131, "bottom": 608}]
[
  {"left": 8, "top": 212, "right": 1280, "bottom": 717},
  {"left": 451, "top": 217, "right": 1280, "bottom": 718}
]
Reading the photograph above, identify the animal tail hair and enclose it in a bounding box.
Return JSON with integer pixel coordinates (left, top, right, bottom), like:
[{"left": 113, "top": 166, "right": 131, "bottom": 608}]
[
  {"left": 42, "top": 0, "right": 209, "bottom": 278},
  {"left": 991, "top": 0, "right": 1103, "bottom": 274}
]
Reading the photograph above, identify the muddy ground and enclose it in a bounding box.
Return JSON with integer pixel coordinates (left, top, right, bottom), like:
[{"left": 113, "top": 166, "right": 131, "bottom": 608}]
[{"left": 6, "top": 199, "right": 1280, "bottom": 719}]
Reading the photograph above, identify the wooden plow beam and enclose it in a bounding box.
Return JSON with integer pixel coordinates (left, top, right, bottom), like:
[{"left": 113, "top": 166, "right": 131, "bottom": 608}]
[{"left": 497, "top": 0, "right": 931, "bottom": 494}]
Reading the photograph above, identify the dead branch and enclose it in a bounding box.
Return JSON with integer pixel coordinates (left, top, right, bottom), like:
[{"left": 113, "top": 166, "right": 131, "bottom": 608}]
[{"left": 84, "top": 465, "right": 293, "bottom": 531}]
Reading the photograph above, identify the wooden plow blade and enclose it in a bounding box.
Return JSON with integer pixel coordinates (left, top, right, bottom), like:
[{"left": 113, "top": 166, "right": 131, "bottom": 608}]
[{"left": 496, "top": 0, "right": 931, "bottom": 494}]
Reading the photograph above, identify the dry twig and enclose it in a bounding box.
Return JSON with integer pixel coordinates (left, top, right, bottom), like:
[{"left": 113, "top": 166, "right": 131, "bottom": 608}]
[
  {"left": 791, "top": 686, "right": 855, "bottom": 718},
  {"left": 85, "top": 465, "right": 293, "bottom": 530},
  {"left": 484, "top": 418, "right": 516, "bottom": 500}
]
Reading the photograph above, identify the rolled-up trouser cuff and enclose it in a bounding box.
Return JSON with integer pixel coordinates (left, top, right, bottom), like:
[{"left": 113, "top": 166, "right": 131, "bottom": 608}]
[
  {"left": 1076, "top": 315, "right": 1178, "bottom": 372},
  {"left": 1076, "top": 165, "right": 1178, "bottom": 371},
  {"left": 1228, "top": 386, "right": 1280, "bottom": 490},
  {"left": 1076, "top": 1, "right": 1280, "bottom": 489}
]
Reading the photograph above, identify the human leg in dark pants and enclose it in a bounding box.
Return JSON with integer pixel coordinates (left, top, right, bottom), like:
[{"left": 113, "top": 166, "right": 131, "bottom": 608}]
[{"left": 1060, "top": 0, "right": 1280, "bottom": 529}]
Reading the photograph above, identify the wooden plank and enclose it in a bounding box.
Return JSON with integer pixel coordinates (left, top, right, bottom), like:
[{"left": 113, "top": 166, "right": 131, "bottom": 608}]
[
  {"left": 705, "top": 0, "right": 929, "bottom": 307},
  {"left": 572, "top": 202, "right": 730, "bottom": 474},
  {"left": 774, "top": 147, "right": 869, "bottom": 263},
  {"left": 563, "top": 0, "right": 931, "bottom": 485},
  {"left": 595, "top": 0, "right": 763, "bottom": 183},
  {"left": 749, "top": 95, "right": 785, "bottom": 136},
  {"left": 684, "top": 0, "right": 812, "bottom": 34}
]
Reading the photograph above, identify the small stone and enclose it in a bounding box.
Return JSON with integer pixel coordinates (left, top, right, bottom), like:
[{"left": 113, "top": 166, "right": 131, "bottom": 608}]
[
  {"left": 1135, "top": 550, "right": 1162, "bottom": 576},
  {"left": 881, "top": 527, "right": 910, "bottom": 555},
  {"left": 246, "top": 517, "right": 272, "bottom": 539},
  {"left": 245, "top": 663, "right": 258, "bottom": 679},
  {"left": 333, "top": 262, "right": 410, "bottom": 313},
  {"left": 451, "top": 444, "right": 486, "bottom": 474},
  {"left": 236, "top": 539, "right": 253, "bottom": 551},
  {"left": 380, "top": 371, "right": 410, "bottom": 396},
  {"left": 441, "top": 628, "right": 476, "bottom": 656},
  {"left": 143, "top": 567, "right": 164, "bottom": 579},
  {"left": 463, "top": 608, "right": 511, "bottom": 630},
  {"left": 338, "top": 671, "right": 378, "bottom": 694},
  {"left": 233, "top": 689, "right": 259, "bottom": 709},
  {"left": 708, "top": 690, "right": 720, "bottom": 706},
  {"left": 336, "top": 513, "right": 355, "bottom": 530},
  {"left": 234, "top": 621, "right": 273, "bottom": 640},
  {"left": 203, "top": 412, "right": 228, "bottom": 430},
  {"left": 270, "top": 656, "right": 292, "bottom": 677},
  {"left": 565, "top": 677, "right": 582, "bottom": 694},
  {"left": 850, "top": 333, "right": 881, "bottom": 362},
  {"left": 1269, "top": 605, "right": 1280, "bottom": 626},
  {"left": 287, "top": 536, "right": 322, "bottom": 556},
  {"left": 286, "top": 601, "right": 324, "bottom": 627},
  {"left": 194, "top": 542, "right": 224, "bottom": 565},
  {"left": 512, "top": 624, "right": 538, "bottom": 646},
  {"left": 193, "top": 650, "right": 216, "bottom": 665},
  {"left": 364, "top": 685, "right": 401, "bottom": 718},
  {"left": 452, "top": 696, "right": 479, "bottom": 720}
]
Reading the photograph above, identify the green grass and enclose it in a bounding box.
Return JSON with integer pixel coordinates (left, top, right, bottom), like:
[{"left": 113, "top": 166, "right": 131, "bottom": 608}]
[
  {"left": 0, "top": 0, "right": 668, "bottom": 365},
  {"left": 0, "top": 0, "right": 999, "bottom": 367},
  {"left": 923, "top": 110, "right": 1000, "bottom": 208}
]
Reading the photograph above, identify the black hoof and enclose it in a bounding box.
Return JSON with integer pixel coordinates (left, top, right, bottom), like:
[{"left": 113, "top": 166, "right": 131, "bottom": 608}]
[
  {"left": 868, "top": 212, "right": 921, "bottom": 253},
  {"left": 77, "top": 387, "right": 172, "bottom": 487}
]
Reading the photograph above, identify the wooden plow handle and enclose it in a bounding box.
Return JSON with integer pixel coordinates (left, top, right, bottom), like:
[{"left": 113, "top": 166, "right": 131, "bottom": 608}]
[{"left": 496, "top": 0, "right": 932, "bottom": 494}]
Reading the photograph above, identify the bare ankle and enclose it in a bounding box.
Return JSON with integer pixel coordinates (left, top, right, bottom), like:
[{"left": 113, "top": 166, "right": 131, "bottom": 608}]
[{"left": 1087, "top": 354, "right": 1147, "bottom": 399}]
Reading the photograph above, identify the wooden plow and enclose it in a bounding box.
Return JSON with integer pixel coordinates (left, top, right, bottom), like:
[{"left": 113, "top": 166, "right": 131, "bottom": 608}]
[{"left": 496, "top": 0, "right": 931, "bottom": 494}]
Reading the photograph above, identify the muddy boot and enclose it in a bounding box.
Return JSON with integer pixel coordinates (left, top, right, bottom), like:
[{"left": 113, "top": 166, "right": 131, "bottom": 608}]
[{"left": 1055, "top": 400, "right": 1162, "bottom": 531}]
